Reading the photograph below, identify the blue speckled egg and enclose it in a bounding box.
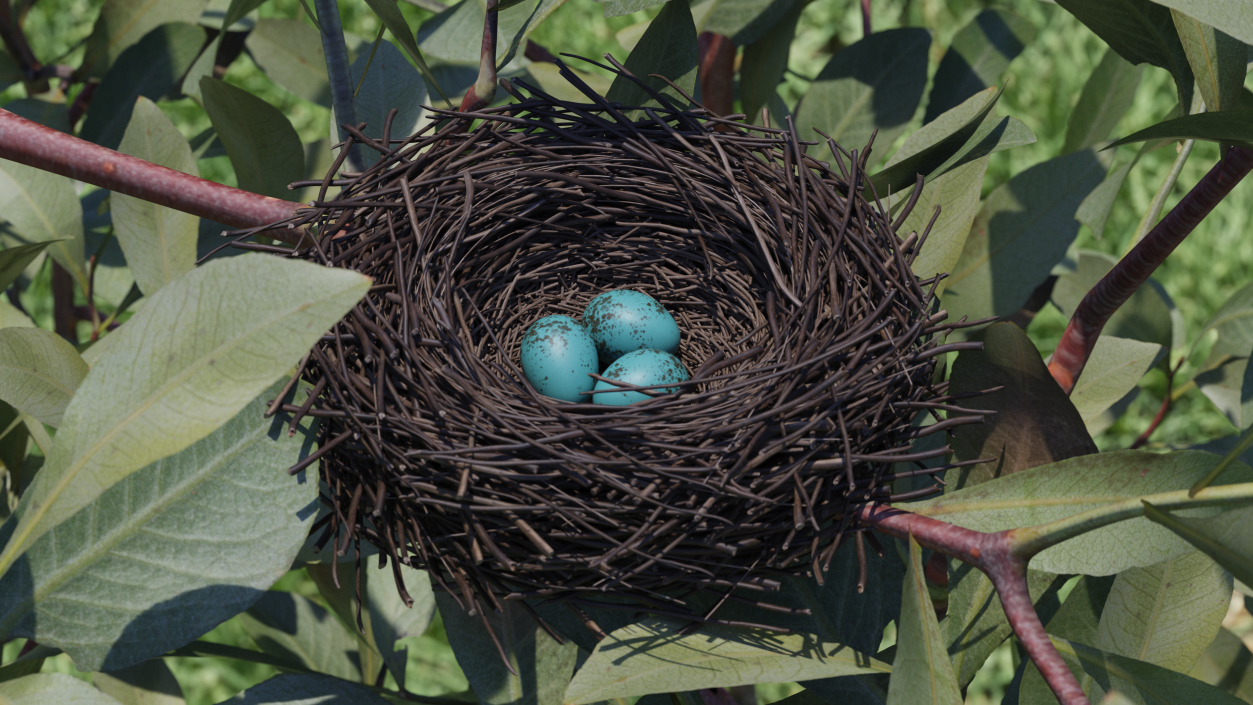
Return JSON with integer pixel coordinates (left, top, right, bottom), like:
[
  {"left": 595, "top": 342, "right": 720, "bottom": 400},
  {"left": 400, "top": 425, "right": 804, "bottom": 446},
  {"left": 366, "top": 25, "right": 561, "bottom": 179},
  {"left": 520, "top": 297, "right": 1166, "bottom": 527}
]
[
  {"left": 520, "top": 315, "right": 598, "bottom": 403},
  {"left": 592, "top": 349, "right": 690, "bottom": 406},
  {"left": 583, "top": 290, "right": 680, "bottom": 365}
]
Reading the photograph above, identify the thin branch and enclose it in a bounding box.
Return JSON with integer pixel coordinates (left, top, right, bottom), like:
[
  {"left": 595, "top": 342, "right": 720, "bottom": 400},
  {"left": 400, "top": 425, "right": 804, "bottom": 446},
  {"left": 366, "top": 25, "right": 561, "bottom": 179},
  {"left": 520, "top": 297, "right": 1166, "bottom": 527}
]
[
  {"left": 460, "top": 0, "right": 498, "bottom": 112},
  {"left": 1130, "top": 356, "right": 1183, "bottom": 449},
  {"left": 1122, "top": 139, "right": 1195, "bottom": 256},
  {"left": 0, "top": 109, "right": 302, "bottom": 243},
  {"left": 314, "top": 0, "right": 365, "bottom": 172},
  {"left": 1048, "top": 147, "right": 1253, "bottom": 393},
  {"left": 50, "top": 260, "right": 75, "bottom": 341},
  {"left": 861, "top": 0, "right": 872, "bottom": 37},
  {"left": 697, "top": 32, "right": 735, "bottom": 118}
]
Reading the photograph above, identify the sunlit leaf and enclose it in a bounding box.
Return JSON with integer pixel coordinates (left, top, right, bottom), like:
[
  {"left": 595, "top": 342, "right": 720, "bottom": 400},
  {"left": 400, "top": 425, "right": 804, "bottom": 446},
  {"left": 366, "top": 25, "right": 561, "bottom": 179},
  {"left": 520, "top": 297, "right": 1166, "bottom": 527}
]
[
  {"left": 1107, "top": 110, "right": 1253, "bottom": 151},
  {"left": 1188, "top": 627, "right": 1253, "bottom": 700},
  {"left": 691, "top": 0, "right": 801, "bottom": 46},
  {"left": 1063, "top": 49, "right": 1144, "bottom": 154},
  {"left": 0, "top": 243, "right": 54, "bottom": 294},
  {"left": 1197, "top": 280, "right": 1253, "bottom": 364},
  {"left": 1143, "top": 503, "right": 1253, "bottom": 592},
  {"left": 245, "top": 19, "right": 331, "bottom": 108},
  {"left": 1071, "top": 336, "right": 1165, "bottom": 434},
  {"left": 605, "top": 0, "right": 699, "bottom": 112},
  {"left": 885, "top": 538, "right": 961, "bottom": 705},
  {"left": 364, "top": 563, "right": 435, "bottom": 689},
  {"left": 923, "top": 9, "right": 1035, "bottom": 124},
  {"left": 737, "top": 0, "right": 802, "bottom": 123},
  {"left": 201, "top": 78, "right": 305, "bottom": 201},
  {"left": 1196, "top": 357, "right": 1253, "bottom": 429},
  {"left": 0, "top": 159, "right": 88, "bottom": 291},
  {"left": 0, "top": 673, "right": 124, "bottom": 704},
  {"left": 1148, "top": 0, "right": 1253, "bottom": 46},
  {"left": 0, "top": 328, "right": 88, "bottom": 428},
  {"left": 94, "top": 659, "right": 186, "bottom": 705},
  {"left": 1172, "top": 10, "right": 1245, "bottom": 113},
  {"left": 242, "top": 591, "right": 369, "bottom": 682},
  {"left": 78, "top": 0, "right": 206, "bottom": 79},
  {"left": 228, "top": 674, "right": 390, "bottom": 703}
]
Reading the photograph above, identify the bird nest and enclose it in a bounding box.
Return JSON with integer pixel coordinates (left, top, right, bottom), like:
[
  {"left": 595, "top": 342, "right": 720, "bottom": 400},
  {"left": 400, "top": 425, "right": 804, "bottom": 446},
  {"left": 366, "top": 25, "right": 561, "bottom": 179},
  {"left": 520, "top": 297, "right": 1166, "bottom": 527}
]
[{"left": 247, "top": 58, "right": 982, "bottom": 627}]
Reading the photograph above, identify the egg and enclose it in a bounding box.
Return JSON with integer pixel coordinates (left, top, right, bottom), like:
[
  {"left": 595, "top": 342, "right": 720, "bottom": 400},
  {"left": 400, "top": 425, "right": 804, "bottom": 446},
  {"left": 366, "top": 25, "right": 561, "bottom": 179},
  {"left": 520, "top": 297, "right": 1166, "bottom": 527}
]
[
  {"left": 520, "top": 315, "right": 598, "bottom": 403},
  {"left": 592, "top": 349, "right": 690, "bottom": 406},
  {"left": 583, "top": 289, "right": 681, "bottom": 365}
]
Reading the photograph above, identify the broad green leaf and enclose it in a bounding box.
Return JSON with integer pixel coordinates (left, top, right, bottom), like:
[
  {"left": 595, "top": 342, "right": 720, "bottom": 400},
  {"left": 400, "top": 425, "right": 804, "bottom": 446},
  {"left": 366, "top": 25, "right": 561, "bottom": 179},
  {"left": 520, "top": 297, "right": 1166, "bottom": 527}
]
[
  {"left": 178, "top": 36, "right": 220, "bottom": 104},
  {"left": 361, "top": 0, "right": 447, "bottom": 101},
  {"left": 78, "top": 0, "right": 206, "bottom": 79},
  {"left": 495, "top": 0, "right": 569, "bottom": 72},
  {"left": 0, "top": 243, "right": 54, "bottom": 293},
  {"left": 0, "top": 644, "right": 54, "bottom": 684},
  {"left": 1054, "top": 0, "right": 1194, "bottom": 110},
  {"left": 1143, "top": 503, "right": 1253, "bottom": 591},
  {"left": 1107, "top": 110, "right": 1253, "bottom": 151},
  {"left": 201, "top": 78, "right": 305, "bottom": 201},
  {"left": 94, "top": 659, "right": 186, "bottom": 705},
  {"left": 942, "top": 148, "right": 1110, "bottom": 325},
  {"left": 0, "top": 400, "right": 29, "bottom": 487},
  {"left": 0, "top": 328, "right": 88, "bottom": 427},
  {"left": 794, "top": 28, "right": 930, "bottom": 164},
  {"left": 0, "top": 255, "right": 368, "bottom": 578},
  {"left": 217, "top": 0, "right": 267, "bottom": 31},
  {"left": 565, "top": 616, "right": 889, "bottom": 704},
  {"left": 1071, "top": 336, "right": 1165, "bottom": 434},
  {"left": 418, "top": 0, "right": 554, "bottom": 68},
  {"left": 79, "top": 23, "right": 207, "bottom": 151},
  {"left": 944, "top": 565, "right": 1063, "bottom": 688},
  {"left": 365, "top": 562, "right": 435, "bottom": 689},
  {"left": 0, "top": 673, "right": 124, "bottom": 704},
  {"left": 902, "top": 160, "right": 988, "bottom": 297},
  {"left": 909, "top": 449, "right": 1253, "bottom": 575},
  {"left": 228, "top": 674, "right": 390, "bottom": 704},
  {"left": 1076, "top": 161, "right": 1134, "bottom": 239},
  {"left": 923, "top": 9, "right": 1036, "bottom": 124},
  {"left": 1052, "top": 250, "right": 1176, "bottom": 349},
  {"left": 1045, "top": 636, "right": 1247, "bottom": 704},
  {"left": 691, "top": 0, "right": 801, "bottom": 46},
  {"left": 886, "top": 538, "right": 961, "bottom": 705},
  {"left": 1197, "top": 280, "right": 1253, "bottom": 364},
  {"left": 332, "top": 42, "right": 427, "bottom": 169},
  {"left": 600, "top": 0, "right": 666, "bottom": 17},
  {"left": 0, "top": 383, "right": 319, "bottom": 670},
  {"left": 1196, "top": 357, "right": 1253, "bottom": 428},
  {"left": 1148, "top": 0, "right": 1253, "bottom": 46},
  {"left": 947, "top": 323, "right": 1097, "bottom": 489},
  {"left": 0, "top": 301, "right": 33, "bottom": 330},
  {"left": 245, "top": 19, "right": 331, "bottom": 107},
  {"left": 1172, "top": 10, "right": 1246, "bottom": 113},
  {"left": 113, "top": 98, "right": 199, "bottom": 296},
  {"left": 1064, "top": 49, "right": 1145, "bottom": 154},
  {"left": 1096, "top": 550, "right": 1232, "bottom": 673},
  {"left": 1188, "top": 628, "right": 1253, "bottom": 700},
  {"left": 738, "top": 0, "right": 803, "bottom": 124},
  {"left": 0, "top": 159, "right": 88, "bottom": 291},
  {"left": 241, "top": 591, "right": 368, "bottom": 682},
  {"left": 605, "top": 0, "right": 698, "bottom": 112},
  {"left": 0, "top": 51, "right": 21, "bottom": 92},
  {"left": 2, "top": 99, "right": 70, "bottom": 134},
  {"left": 436, "top": 595, "right": 577, "bottom": 705}
]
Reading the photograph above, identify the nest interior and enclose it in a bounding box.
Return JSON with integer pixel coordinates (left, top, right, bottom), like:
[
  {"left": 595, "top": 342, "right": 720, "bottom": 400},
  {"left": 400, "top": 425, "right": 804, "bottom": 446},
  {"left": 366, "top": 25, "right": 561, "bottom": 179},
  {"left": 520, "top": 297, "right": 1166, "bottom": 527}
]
[{"left": 256, "top": 59, "right": 981, "bottom": 625}]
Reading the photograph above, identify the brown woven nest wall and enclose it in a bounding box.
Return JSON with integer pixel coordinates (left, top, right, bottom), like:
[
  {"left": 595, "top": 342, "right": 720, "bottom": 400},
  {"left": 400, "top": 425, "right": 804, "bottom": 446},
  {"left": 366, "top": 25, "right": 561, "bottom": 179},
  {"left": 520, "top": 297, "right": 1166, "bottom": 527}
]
[{"left": 256, "top": 59, "right": 983, "bottom": 621}]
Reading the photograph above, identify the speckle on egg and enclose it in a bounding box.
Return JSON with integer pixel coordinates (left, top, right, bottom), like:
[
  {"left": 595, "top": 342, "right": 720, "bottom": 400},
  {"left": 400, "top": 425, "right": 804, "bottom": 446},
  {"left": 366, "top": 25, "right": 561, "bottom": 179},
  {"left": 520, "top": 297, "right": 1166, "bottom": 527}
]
[
  {"left": 592, "top": 349, "right": 690, "bottom": 406},
  {"left": 583, "top": 290, "right": 681, "bottom": 366},
  {"left": 520, "top": 315, "right": 598, "bottom": 403}
]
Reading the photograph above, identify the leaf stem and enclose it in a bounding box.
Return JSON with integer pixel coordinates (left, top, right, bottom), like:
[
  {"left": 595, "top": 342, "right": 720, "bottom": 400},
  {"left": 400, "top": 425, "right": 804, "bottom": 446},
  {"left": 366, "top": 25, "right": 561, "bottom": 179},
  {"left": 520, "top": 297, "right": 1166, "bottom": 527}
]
[
  {"left": 860, "top": 0, "right": 871, "bottom": 37},
  {"left": 1048, "top": 147, "right": 1253, "bottom": 393},
  {"left": 1190, "top": 425, "right": 1253, "bottom": 495},
  {"left": 314, "top": 0, "right": 365, "bottom": 172},
  {"left": 460, "top": 0, "right": 498, "bottom": 112},
  {"left": 1122, "top": 139, "right": 1195, "bottom": 256}
]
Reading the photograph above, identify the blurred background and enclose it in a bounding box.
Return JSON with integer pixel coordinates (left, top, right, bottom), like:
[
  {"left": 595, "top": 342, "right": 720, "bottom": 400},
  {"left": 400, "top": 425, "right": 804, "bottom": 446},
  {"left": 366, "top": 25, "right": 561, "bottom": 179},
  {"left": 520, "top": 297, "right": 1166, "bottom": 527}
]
[{"left": 3, "top": 0, "right": 1252, "bottom": 702}]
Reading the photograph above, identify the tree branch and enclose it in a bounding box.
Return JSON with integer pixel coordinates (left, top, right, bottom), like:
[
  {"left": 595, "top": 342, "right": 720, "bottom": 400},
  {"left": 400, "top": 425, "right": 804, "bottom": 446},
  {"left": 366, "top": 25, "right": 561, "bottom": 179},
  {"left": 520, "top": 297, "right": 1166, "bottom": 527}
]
[
  {"left": 861, "top": 0, "right": 872, "bottom": 37},
  {"left": 697, "top": 32, "right": 734, "bottom": 118},
  {"left": 1048, "top": 147, "right": 1253, "bottom": 394},
  {"left": 461, "top": 0, "right": 498, "bottom": 112},
  {"left": 0, "top": 109, "right": 303, "bottom": 244}
]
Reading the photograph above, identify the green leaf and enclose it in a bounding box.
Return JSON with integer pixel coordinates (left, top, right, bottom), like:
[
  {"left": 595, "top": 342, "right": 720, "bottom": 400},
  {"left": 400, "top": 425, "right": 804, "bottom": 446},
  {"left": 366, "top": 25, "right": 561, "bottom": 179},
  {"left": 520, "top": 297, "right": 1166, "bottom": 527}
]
[
  {"left": 418, "top": 0, "right": 555, "bottom": 69},
  {"left": 944, "top": 566, "right": 1063, "bottom": 689},
  {"left": 0, "top": 51, "right": 21, "bottom": 92},
  {"left": 79, "top": 23, "right": 207, "bottom": 151},
  {"left": 0, "top": 254, "right": 368, "bottom": 578},
  {"left": 1052, "top": 250, "right": 1176, "bottom": 349},
  {"left": 113, "top": 98, "right": 199, "bottom": 296},
  {"left": 218, "top": 0, "right": 267, "bottom": 31},
  {"left": 1096, "top": 550, "right": 1232, "bottom": 673},
  {"left": 901, "top": 159, "right": 988, "bottom": 296},
  {"left": 0, "top": 301, "right": 33, "bottom": 331},
  {"left": 361, "top": 0, "right": 448, "bottom": 103},
  {"left": 495, "top": 0, "right": 568, "bottom": 73},
  {"left": 801, "top": 676, "right": 887, "bottom": 705},
  {"left": 1054, "top": 0, "right": 1195, "bottom": 110},
  {"left": 0, "top": 673, "right": 124, "bottom": 704},
  {"left": 178, "top": 36, "right": 221, "bottom": 104},
  {"left": 691, "top": 0, "right": 801, "bottom": 46},
  {"left": 0, "top": 400, "right": 29, "bottom": 492},
  {"left": 436, "top": 595, "right": 577, "bottom": 705},
  {"left": 605, "top": 0, "right": 699, "bottom": 112},
  {"left": 1107, "top": 110, "right": 1253, "bottom": 151},
  {"left": 228, "top": 674, "right": 391, "bottom": 703},
  {"left": 1045, "top": 636, "right": 1248, "bottom": 704},
  {"left": 364, "top": 563, "right": 435, "bottom": 689},
  {"left": 94, "top": 659, "right": 187, "bottom": 705},
  {"left": 794, "top": 28, "right": 931, "bottom": 164},
  {"left": 332, "top": 41, "right": 427, "bottom": 169},
  {"left": 565, "top": 616, "right": 889, "bottom": 704},
  {"left": 600, "top": 0, "right": 667, "bottom": 18},
  {"left": 0, "top": 644, "right": 54, "bottom": 684},
  {"left": 1148, "top": 0, "right": 1253, "bottom": 47},
  {"left": 1076, "top": 161, "right": 1135, "bottom": 240},
  {"left": 1172, "top": 10, "right": 1246, "bottom": 113},
  {"left": 78, "top": 0, "right": 207, "bottom": 79},
  {"left": 1143, "top": 503, "right": 1253, "bottom": 593},
  {"left": 947, "top": 323, "right": 1097, "bottom": 489},
  {"left": 245, "top": 19, "right": 331, "bottom": 108},
  {"left": 0, "top": 159, "right": 88, "bottom": 291},
  {"left": 0, "top": 328, "right": 88, "bottom": 427},
  {"left": 735, "top": 0, "right": 802, "bottom": 123},
  {"left": 923, "top": 9, "right": 1035, "bottom": 124},
  {"left": 241, "top": 591, "right": 368, "bottom": 682},
  {"left": 1063, "top": 49, "right": 1145, "bottom": 154},
  {"left": 909, "top": 449, "right": 1253, "bottom": 575},
  {"left": 1018, "top": 574, "right": 1117, "bottom": 702},
  {"left": 941, "top": 148, "right": 1110, "bottom": 325},
  {"left": 885, "top": 538, "right": 961, "bottom": 705},
  {"left": 1196, "top": 357, "right": 1253, "bottom": 428},
  {"left": 1197, "top": 280, "right": 1253, "bottom": 364},
  {"left": 200, "top": 77, "right": 305, "bottom": 201},
  {"left": 0, "top": 243, "right": 54, "bottom": 293},
  {"left": 522, "top": 62, "right": 612, "bottom": 104},
  {"left": 0, "top": 383, "right": 320, "bottom": 670},
  {"left": 1188, "top": 628, "right": 1253, "bottom": 700},
  {"left": 2, "top": 99, "right": 70, "bottom": 134},
  {"left": 1071, "top": 336, "right": 1165, "bottom": 435}
]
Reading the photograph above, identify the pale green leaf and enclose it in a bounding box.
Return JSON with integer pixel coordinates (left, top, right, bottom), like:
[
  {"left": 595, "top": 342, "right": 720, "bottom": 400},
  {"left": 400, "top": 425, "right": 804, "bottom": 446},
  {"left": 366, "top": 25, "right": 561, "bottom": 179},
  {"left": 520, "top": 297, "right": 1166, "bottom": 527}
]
[
  {"left": 1196, "top": 357, "right": 1253, "bottom": 428},
  {"left": 0, "top": 160, "right": 88, "bottom": 291},
  {"left": 94, "top": 659, "right": 187, "bottom": 705},
  {"left": 1198, "top": 280, "right": 1253, "bottom": 364},
  {"left": 0, "top": 673, "right": 124, "bottom": 704},
  {"left": 600, "top": 0, "right": 667, "bottom": 17},
  {"left": 565, "top": 616, "right": 889, "bottom": 704},
  {"left": 242, "top": 591, "right": 367, "bottom": 682},
  {"left": 1107, "top": 110, "right": 1253, "bottom": 151},
  {"left": 1148, "top": 0, "right": 1253, "bottom": 46},
  {"left": 605, "top": 0, "right": 698, "bottom": 112},
  {"left": 1188, "top": 627, "right": 1253, "bottom": 700},
  {"left": 902, "top": 158, "right": 987, "bottom": 296},
  {"left": 0, "top": 328, "right": 87, "bottom": 428},
  {"left": 886, "top": 538, "right": 961, "bottom": 705},
  {"left": 496, "top": 0, "right": 569, "bottom": 72},
  {"left": 0, "top": 383, "right": 319, "bottom": 670},
  {"left": 0, "top": 254, "right": 368, "bottom": 577},
  {"left": 522, "top": 62, "right": 612, "bottom": 104},
  {"left": 1143, "top": 503, "right": 1253, "bottom": 593},
  {"left": 691, "top": 0, "right": 801, "bottom": 46},
  {"left": 923, "top": 9, "right": 1036, "bottom": 123},
  {"left": 1071, "top": 336, "right": 1165, "bottom": 433},
  {"left": 0, "top": 243, "right": 54, "bottom": 294},
  {"left": 113, "top": 97, "right": 199, "bottom": 296},
  {"left": 229, "top": 674, "right": 390, "bottom": 703},
  {"left": 1064, "top": 49, "right": 1145, "bottom": 154},
  {"left": 246, "top": 19, "right": 331, "bottom": 107},
  {"left": 1077, "top": 161, "right": 1134, "bottom": 239},
  {"left": 201, "top": 78, "right": 305, "bottom": 201},
  {"left": 0, "top": 301, "right": 33, "bottom": 330},
  {"left": 365, "top": 563, "right": 435, "bottom": 688},
  {"left": 1047, "top": 636, "right": 1247, "bottom": 704},
  {"left": 1171, "top": 11, "right": 1245, "bottom": 113},
  {"left": 332, "top": 42, "right": 427, "bottom": 169},
  {"left": 78, "top": 0, "right": 207, "bottom": 79}
]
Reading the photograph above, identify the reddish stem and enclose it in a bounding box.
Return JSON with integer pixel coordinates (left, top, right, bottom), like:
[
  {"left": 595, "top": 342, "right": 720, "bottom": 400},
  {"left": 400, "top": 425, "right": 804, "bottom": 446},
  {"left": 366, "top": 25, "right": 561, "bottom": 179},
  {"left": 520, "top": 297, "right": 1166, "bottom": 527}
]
[
  {"left": 1130, "top": 357, "right": 1182, "bottom": 449},
  {"left": 697, "top": 33, "right": 735, "bottom": 118},
  {"left": 66, "top": 81, "right": 97, "bottom": 128},
  {"left": 461, "top": 0, "right": 498, "bottom": 112},
  {"left": 1049, "top": 147, "right": 1253, "bottom": 393},
  {"left": 861, "top": 0, "right": 872, "bottom": 37},
  {"left": 0, "top": 110, "right": 302, "bottom": 244},
  {"left": 50, "top": 260, "right": 75, "bottom": 341},
  {"left": 857, "top": 503, "right": 1086, "bottom": 705}
]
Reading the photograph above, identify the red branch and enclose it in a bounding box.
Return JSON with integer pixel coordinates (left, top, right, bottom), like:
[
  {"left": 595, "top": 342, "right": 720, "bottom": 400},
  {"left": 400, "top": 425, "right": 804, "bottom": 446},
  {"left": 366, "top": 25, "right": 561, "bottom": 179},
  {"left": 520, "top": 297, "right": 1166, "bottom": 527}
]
[
  {"left": 861, "top": 0, "right": 872, "bottom": 37},
  {"left": 461, "top": 0, "right": 498, "bottom": 112},
  {"left": 1048, "top": 147, "right": 1253, "bottom": 393},
  {"left": 0, "top": 110, "right": 302, "bottom": 244},
  {"left": 697, "top": 33, "right": 735, "bottom": 118},
  {"left": 858, "top": 504, "right": 1086, "bottom": 705}
]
